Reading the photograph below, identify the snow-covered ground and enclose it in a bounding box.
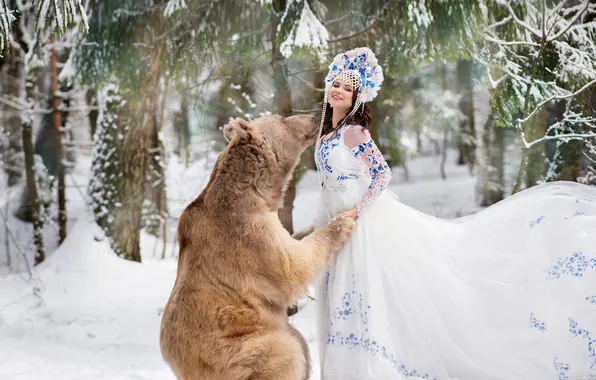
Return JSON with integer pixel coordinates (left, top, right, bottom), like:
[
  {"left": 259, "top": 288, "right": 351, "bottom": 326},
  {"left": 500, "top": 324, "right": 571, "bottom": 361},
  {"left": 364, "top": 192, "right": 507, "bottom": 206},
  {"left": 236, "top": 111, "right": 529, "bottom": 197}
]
[{"left": 0, "top": 149, "right": 483, "bottom": 380}]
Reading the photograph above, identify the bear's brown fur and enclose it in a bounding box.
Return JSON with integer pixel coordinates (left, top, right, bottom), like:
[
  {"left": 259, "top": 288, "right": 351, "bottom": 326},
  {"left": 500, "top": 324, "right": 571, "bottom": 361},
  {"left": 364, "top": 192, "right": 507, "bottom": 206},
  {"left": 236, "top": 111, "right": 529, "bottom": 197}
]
[{"left": 159, "top": 114, "right": 355, "bottom": 380}]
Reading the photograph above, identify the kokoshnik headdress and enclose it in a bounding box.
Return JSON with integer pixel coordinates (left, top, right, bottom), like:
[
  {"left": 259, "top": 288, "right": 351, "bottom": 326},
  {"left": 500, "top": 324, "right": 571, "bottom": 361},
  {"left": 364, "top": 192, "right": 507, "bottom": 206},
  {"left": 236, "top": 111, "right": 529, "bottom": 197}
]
[{"left": 314, "top": 47, "right": 384, "bottom": 174}]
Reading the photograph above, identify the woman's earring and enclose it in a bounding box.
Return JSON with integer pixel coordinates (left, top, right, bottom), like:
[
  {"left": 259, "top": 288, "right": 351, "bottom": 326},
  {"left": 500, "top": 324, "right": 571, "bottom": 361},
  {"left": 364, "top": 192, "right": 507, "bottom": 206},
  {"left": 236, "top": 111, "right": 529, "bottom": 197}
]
[{"left": 329, "top": 102, "right": 333, "bottom": 108}]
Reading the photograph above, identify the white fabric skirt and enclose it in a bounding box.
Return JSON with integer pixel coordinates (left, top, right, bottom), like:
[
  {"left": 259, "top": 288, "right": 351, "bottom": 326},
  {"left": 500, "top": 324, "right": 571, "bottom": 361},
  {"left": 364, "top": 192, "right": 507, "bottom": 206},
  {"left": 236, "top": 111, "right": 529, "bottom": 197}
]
[{"left": 313, "top": 181, "right": 596, "bottom": 380}]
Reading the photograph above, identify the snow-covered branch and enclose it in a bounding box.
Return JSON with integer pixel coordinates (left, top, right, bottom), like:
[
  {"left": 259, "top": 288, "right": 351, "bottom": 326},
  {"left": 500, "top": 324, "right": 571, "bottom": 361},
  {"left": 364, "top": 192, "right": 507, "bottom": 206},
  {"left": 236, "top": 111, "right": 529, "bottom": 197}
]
[
  {"left": 547, "top": 0, "right": 591, "bottom": 42},
  {"left": 480, "top": 0, "right": 596, "bottom": 152},
  {"left": 279, "top": 0, "right": 329, "bottom": 60},
  {"left": 0, "top": 0, "right": 15, "bottom": 53},
  {"left": 517, "top": 77, "right": 596, "bottom": 125},
  {"left": 483, "top": 32, "right": 539, "bottom": 47},
  {"left": 164, "top": 0, "right": 187, "bottom": 17},
  {"left": 522, "top": 131, "right": 596, "bottom": 149},
  {"left": 35, "top": 0, "right": 89, "bottom": 35},
  {"left": 500, "top": 0, "right": 541, "bottom": 38}
]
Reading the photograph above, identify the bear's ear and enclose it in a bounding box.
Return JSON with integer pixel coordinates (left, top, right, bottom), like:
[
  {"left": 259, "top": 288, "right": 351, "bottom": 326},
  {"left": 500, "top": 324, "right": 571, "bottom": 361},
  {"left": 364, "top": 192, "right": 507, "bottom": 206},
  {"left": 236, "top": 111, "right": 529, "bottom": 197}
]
[{"left": 223, "top": 118, "right": 251, "bottom": 143}]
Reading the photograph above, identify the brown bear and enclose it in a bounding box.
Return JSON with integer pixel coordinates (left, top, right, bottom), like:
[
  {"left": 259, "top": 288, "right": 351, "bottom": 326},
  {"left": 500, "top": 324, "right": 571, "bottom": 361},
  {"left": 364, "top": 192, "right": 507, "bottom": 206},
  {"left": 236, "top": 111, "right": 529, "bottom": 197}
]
[{"left": 159, "top": 114, "right": 355, "bottom": 380}]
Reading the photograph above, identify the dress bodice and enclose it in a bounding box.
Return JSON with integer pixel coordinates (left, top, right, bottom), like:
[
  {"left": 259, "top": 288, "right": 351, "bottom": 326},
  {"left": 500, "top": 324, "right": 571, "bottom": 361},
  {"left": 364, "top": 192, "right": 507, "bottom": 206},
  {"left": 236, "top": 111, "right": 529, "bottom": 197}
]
[{"left": 314, "top": 124, "right": 392, "bottom": 216}]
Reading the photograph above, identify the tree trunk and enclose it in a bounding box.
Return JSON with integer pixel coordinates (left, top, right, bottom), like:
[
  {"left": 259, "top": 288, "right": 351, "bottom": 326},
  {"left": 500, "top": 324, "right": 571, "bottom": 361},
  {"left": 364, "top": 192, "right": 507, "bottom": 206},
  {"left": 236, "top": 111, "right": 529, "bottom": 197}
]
[
  {"left": 2, "top": 50, "right": 24, "bottom": 187},
  {"left": 50, "top": 36, "right": 67, "bottom": 244},
  {"left": 440, "top": 128, "right": 448, "bottom": 180},
  {"left": 492, "top": 125, "right": 505, "bottom": 199},
  {"left": 512, "top": 143, "right": 527, "bottom": 194},
  {"left": 174, "top": 91, "right": 191, "bottom": 166},
  {"left": 86, "top": 88, "right": 99, "bottom": 140},
  {"left": 556, "top": 140, "right": 582, "bottom": 182},
  {"left": 271, "top": 0, "right": 295, "bottom": 234},
  {"left": 113, "top": 46, "right": 163, "bottom": 263},
  {"left": 456, "top": 59, "right": 476, "bottom": 172},
  {"left": 160, "top": 179, "right": 168, "bottom": 260},
  {"left": 478, "top": 111, "right": 504, "bottom": 206},
  {"left": 580, "top": 84, "right": 596, "bottom": 177},
  {"left": 416, "top": 129, "right": 422, "bottom": 154},
  {"left": 439, "top": 61, "right": 448, "bottom": 180},
  {"left": 157, "top": 80, "right": 169, "bottom": 259},
  {"left": 22, "top": 66, "right": 45, "bottom": 264},
  {"left": 525, "top": 107, "right": 547, "bottom": 188}
]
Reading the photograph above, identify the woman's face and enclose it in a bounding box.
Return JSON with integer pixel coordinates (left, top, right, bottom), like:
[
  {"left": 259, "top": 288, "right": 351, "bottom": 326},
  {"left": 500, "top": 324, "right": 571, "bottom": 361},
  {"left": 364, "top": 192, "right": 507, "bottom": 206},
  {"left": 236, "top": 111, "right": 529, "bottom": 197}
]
[{"left": 328, "top": 79, "right": 355, "bottom": 112}]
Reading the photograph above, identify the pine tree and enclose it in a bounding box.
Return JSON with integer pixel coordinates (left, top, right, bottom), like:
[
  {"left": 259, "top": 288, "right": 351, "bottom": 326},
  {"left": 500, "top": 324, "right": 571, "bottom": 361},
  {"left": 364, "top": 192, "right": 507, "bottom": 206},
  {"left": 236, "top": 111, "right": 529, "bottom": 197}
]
[
  {"left": 478, "top": 0, "right": 596, "bottom": 193},
  {"left": 1, "top": 50, "right": 23, "bottom": 186},
  {"left": 80, "top": 0, "right": 166, "bottom": 262},
  {"left": 88, "top": 84, "right": 125, "bottom": 256}
]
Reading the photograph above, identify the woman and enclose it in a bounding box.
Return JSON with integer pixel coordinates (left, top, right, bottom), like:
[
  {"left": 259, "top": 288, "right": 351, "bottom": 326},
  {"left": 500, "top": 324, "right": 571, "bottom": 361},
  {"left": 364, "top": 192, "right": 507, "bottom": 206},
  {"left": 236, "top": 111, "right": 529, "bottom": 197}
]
[{"left": 313, "top": 47, "right": 596, "bottom": 380}]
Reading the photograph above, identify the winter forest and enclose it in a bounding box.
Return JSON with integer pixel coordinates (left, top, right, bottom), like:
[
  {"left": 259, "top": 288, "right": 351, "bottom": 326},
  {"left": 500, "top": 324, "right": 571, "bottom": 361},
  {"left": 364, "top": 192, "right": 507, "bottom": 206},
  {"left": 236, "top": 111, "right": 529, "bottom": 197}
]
[{"left": 0, "top": 0, "right": 595, "bottom": 378}]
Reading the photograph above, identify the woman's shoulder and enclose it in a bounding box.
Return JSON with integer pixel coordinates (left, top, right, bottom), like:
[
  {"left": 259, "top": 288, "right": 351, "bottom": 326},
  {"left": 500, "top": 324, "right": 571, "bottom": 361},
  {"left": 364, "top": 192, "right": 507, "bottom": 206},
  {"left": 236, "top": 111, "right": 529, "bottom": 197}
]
[{"left": 343, "top": 124, "right": 372, "bottom": 148}]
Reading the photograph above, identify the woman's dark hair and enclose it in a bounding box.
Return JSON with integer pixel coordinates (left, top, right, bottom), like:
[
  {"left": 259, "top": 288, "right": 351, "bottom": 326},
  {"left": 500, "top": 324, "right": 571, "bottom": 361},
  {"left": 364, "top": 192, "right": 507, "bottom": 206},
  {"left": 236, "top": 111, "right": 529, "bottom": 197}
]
[{"left": 320, "top": 89, "right": 372, "bottom": 139}]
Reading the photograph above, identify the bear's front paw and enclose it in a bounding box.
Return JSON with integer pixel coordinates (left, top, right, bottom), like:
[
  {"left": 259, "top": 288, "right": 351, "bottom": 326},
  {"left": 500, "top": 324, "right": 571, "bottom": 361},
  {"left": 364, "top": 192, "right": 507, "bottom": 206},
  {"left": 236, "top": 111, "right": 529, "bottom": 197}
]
[{"left": 327, "top": 217, "right": 355, "bottom": 249}]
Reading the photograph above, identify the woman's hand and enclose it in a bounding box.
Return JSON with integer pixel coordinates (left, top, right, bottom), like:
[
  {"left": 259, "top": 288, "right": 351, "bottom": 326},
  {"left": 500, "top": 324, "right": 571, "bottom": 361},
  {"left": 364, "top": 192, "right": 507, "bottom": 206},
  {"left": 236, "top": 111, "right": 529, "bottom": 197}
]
[{"left": 337, "top": 207, "right": 358, "bottom": 222}]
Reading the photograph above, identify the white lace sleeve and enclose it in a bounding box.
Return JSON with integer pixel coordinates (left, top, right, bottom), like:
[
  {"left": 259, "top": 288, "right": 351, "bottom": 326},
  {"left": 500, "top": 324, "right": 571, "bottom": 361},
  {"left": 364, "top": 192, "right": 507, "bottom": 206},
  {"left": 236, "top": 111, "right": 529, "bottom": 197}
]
[{"left": 344, "top": 126, "right": 392, "bottom": 217}]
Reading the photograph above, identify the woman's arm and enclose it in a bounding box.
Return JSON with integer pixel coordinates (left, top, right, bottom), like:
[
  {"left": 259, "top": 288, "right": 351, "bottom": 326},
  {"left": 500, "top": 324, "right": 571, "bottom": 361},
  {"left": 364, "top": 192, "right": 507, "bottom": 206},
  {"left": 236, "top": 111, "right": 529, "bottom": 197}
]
[{"left": 343, "top": 125, "right": 392, "bottom": 218}]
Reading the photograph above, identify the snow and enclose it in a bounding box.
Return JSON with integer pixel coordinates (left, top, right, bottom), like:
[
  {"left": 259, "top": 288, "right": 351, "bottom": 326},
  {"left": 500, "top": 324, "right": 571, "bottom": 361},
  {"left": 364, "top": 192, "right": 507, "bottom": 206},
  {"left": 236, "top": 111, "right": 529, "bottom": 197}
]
[
  {"left": 406, "top": 1, "right": 433, "bottom": 32},
  {"left": 0, "top": 149, "right": 481, "bottom": 379},
  {"left": 279, "top": 0, "right": 329, "bottom": 60},
  {"left": 164, "top": 0, "right": 188, "bottom": 18}
]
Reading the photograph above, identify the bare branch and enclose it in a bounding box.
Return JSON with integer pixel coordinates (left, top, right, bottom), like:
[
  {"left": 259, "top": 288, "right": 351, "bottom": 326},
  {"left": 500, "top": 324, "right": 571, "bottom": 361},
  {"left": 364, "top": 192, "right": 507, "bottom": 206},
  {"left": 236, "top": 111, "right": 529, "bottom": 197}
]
[
  {"left": 292, "top": 108, "right": 320, "bottom": 114},
  {"left": 328, "top": 19, "right": 380, "bottom": 43},
  {"left": 294, "top": 75, "right": 325, "bottom": 92},
  {"left": 323, "top": 11, "right": 358, "bottom": 26},
  {"left": 328, "top": 4, "right": 389, "bottom": 43},
  {"left": 288, "top": 67, "right": 319, "bottom": 77}
]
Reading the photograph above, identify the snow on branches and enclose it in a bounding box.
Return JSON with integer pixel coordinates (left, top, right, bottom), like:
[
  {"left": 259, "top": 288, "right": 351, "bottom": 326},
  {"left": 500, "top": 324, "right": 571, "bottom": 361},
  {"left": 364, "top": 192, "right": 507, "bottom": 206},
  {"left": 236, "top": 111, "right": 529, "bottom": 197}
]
[
  {"left": 0, "top": 0, "right": 15, "bottom": 54},
  {"left": 35, "top": 0, "right": 88, "bottom": 35},
  {"left": 1, "top": 0, "right": 88, "bottom": 55},
  {"left": 277, "top": 0, "right": 329, "bottom": 61},
  {"left": 479, "top": 0, "right": 596, "bottom": 149},
  {"left": 164, "top": 0, "right": 187, "bottom": 17}
]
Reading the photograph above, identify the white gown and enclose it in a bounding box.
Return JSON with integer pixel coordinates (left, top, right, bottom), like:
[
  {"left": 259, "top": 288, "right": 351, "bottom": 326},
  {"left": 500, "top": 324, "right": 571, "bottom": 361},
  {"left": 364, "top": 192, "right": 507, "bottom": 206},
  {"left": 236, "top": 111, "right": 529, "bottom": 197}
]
[{"left": 313, "top": 123, "right": 596, "bottom": 380}]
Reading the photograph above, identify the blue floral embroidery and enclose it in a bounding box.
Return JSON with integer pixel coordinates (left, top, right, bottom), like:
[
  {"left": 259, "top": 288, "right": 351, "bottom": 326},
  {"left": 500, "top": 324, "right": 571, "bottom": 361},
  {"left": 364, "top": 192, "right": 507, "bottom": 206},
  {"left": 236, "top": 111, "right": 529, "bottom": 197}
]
[
  {"left": 337, "top": 173, "right": 359, "bottom": 181},
  {"left": 332, "top": 272, "right": 371, "bottom": 329},
  {"left": 529, "top": 313, "right": 547, "bottom": 332},
  {"left": 545, "top": 252, "right": 596, "bottom": 279},
  {"left": 327, "top": 270, "right": 436, "bottom": 378},
  {"left": 351, "top": 140, "right": 374, "bottom": 158},
  {"left": 568, "top": 318, "right": 596, "bottom": 370},
  {"left": 350, "top": 138, "right": 392, "bottom": 216},
  {"left": 566, "top": 211, "right": 586, "bottom": 219},
  {"left": 350, "top": 140, "right": 391, "bottom": 175},
  {"left": 317, "top": 131, "right": 342, "bottom": 174},
  {"left": 327, "top": 331, "right": 437, "bottom": 380},
  {"left": 553, "top": 357, "right": 571, "bottom": 380},
  {"left": 587, "top": 296, "right": 596, "bottom": 305},
  {"left": 529, "top": 215, "right": 545, "bottom": 229}
]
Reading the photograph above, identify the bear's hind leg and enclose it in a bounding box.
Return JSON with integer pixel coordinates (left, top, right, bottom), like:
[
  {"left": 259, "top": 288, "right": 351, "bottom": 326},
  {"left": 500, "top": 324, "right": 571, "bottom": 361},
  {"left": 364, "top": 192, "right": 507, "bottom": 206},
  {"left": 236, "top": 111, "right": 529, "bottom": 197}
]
[
  {"left": 223, "top": 332, "right": 307, "bottom": 380},
  {"left": 287, "top": 323, "right": 310, "bottom": 380}
]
